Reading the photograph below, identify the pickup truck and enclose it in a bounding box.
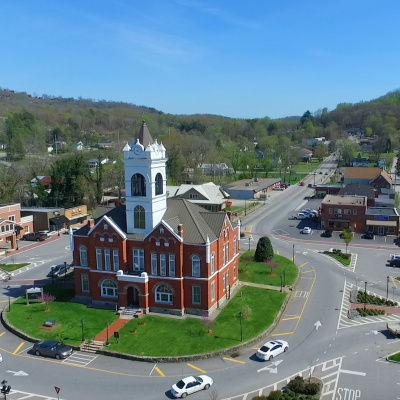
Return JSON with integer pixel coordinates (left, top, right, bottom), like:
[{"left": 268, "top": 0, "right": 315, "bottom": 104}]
[{"left": 387, "top": 322, "right": 400, "bottom": 336}]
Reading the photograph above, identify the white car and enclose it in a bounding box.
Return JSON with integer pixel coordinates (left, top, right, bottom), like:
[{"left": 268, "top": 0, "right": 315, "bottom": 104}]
[
  {"left": 256, "top": 340, "right": 289, "bottom": 361},
  {"left": 171, "top": 375, "right": 213, "bottom": 398},
  {"left": 302, "top": 227, "right": 312, "bottom": 234},
  {"left": 391, "top": 254, "right": 400, "bottom": 260}
]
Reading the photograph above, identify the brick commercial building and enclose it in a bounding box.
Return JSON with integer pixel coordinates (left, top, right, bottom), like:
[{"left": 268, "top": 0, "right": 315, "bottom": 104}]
[
  {"left": 321, "top": 195, "right": 399, "bottom": 235},
  {"left": 72, "top": 122, "right": 240, "bottom": 317}
]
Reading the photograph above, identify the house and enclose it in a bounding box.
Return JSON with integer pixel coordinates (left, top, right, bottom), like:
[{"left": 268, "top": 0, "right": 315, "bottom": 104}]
[
  {"left": 72, "top": 122, "right": 240, "bottom": 317},
  {"left": 198, "top": 163, "right": 233, "bottom": 176},
  {"left": 73, "top": 141, "right": 85, "bottom": 151},
  {"left": 88, "top": 158, "right": 110, "bottom": 169},
  {"left": 223, "top": 178, "right": 281, "bottom": 200},
  {"left": 321, "top": 194, "right": 399, "bottom": 235},
  {"left": 300, "top": 148, "right": 313, "bottom": 162},
  {"left": 350, "top": 157, "right": 370, "bottom": 167},
  {"left": 30, "top": 176, "right": 52, "bottom": 190},
  {"left": 96, "top": 139, "right": 114, "bottom": 149},
  {"left": 343, "top": 167, "right": 392, "bottom": 189},
  {"left": 0, "top": 204, "right": 33, "bottom": 252},
  {"left": 167, "top": 182, "right": 230, "bottom": 212}
]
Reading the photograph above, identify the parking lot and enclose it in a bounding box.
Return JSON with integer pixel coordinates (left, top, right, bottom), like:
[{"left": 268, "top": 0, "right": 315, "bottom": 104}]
[{"left": 271, "top": 197, "right": 399, "bottom": 247}]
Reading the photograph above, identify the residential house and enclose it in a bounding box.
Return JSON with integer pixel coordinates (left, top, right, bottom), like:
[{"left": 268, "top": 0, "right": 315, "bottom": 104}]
[
  {"left": 72, "top": 122, "right": 240, "bottom": 317},
  {"left": 350, "top": 158, "right": 370, "bottom": 167},
  {"left": 198, "top": 163, "right": 233, "bottom": 176},
  {"left": 343, "top": 167, "right": 392, "bottom": 189},
  {"left": 167, "top": 182, "right": 230, "bottom": 212},
  {"left": 30, "top": 176, "right": 52, "bottom": 190},
  {"left": 223, "top": 178, "right": 281, "bottom": 200},
  {"left": 300, "top": 148, "right": 313, "bottom": 162}
]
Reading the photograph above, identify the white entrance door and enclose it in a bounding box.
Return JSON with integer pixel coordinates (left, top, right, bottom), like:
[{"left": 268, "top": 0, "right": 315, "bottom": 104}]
[{"left": 378, "top": 226, "right": 385, "bottom": 236}]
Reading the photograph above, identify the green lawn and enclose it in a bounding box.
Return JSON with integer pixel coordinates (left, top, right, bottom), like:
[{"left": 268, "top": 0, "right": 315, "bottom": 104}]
[
  {"left": 239, "top": 252, "right": 298, "bottom": 286},
  {"left": 6, "top": 281, "right": 286, "bottom": 356},
  {"left": 0, "top": 263, "right": 30, "bottom": 272},
  {"left": 291, "top": 160, "right": 321, "bottom": 173},
  {"left": 389, "top": 353, "right": 400, "bottom": 362},
  {"left": 323, "top": 252, "right": 351, "bottom": 266}
]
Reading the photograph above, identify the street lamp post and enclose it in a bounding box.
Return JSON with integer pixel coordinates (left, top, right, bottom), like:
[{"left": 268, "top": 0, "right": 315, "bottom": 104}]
[
  {"left": 364, "top": 281, "right": 368, "bottom": 311},
  {"left": 292, "top": 244, "right": 295, "bottom": 263},
  {"left": 244, "top": 199, "right": 247, "bottom": 216},
  {"left": 280, "top": 274, "right": 283, "bottom": 292},
  {"left": 1, "top": 380, "right": 11, "bottom": 400},
  {"left": 81, "top": 319, "right": 85, "bottom": 342},
  {"left": 64, "top": 261, "right": 68, "bottom": 279},
  {"left": 7, "top": 286, "right": 10, "bottom": 312},
  {"left": 248, "top": 237, "right": 251, "bottom": 251},
  {"left": 387, "top": 276, "right": 390, "bottom": 300},
  {"left": 105, "top": 322, "right": 110, "bottom": 346},
  {"left": 313, "top": 172, "right": 316, "bottom": 186},
  {"left": 51, "top": 266, "right": 54, "bottom": 284},
  {"left": 283, "top": 270, "right": 286, "bottom": 287},
  {"left": 239, "top": 312, "right": 243, "bottom": 342}
]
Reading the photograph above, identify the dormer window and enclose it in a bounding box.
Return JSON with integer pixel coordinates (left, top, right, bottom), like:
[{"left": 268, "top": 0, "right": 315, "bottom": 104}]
[
  {"left": 104, "top": 224, "right": 108, "bottom": 230},
  {"left": 160, "top": 228, "right": 164, "bottom": 234}
]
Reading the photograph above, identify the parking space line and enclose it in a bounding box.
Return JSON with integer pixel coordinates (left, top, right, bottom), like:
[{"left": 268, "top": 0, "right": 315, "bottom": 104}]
[
  {"left": 302, "top": 270, "right": 314, "bottom": 274},
  {"left": 0, "top": 332, "right": 5, "bottom": 338},
  {"left": 155, "top": 366, "right": 166, "bottom": 377},
  {"left": 187, "top": 363, "right": 207, "bottom": 373},
  {"left": 223, "top": 357, "right": 246, "bottom": 364},
  {"left": 281, "top": 316, "right": 300, "bottom": 321},
  {"left": 13, "top": 342, "right": 25, "bottom": 354},
  {"left": 298, "top": 262, "right": 308, "bottom": 268}
]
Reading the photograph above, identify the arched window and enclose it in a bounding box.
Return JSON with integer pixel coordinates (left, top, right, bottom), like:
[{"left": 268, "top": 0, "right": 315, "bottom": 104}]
[
  {"left": 131, "top": 173, "right": 146, "bottom": 196},
  {"left": 134, "top": 205, "right": 146, "bottom": 229},
  {"left": 155, "top": 284, "right": 173, "bottom": 303},
  {"left": 101, "top": 279, "right": 117, "bottom": 297},
  {"left": 192, "top": 255, "right": 201, "bottom": 277},
  {"left": 155, "top": 173, "right": 163, "bottom": 195},
  {"left": 79, "top": 245, "right": 88, "bottom": 266}
]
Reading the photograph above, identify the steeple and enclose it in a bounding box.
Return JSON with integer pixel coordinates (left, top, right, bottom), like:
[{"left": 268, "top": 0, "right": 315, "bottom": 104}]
[{"left": 131, "top": 121, "right": 153, "bottom": 149}]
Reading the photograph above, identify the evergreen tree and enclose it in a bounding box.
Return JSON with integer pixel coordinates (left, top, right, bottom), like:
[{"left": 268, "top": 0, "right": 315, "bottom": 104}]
[{"left": 254, "top": 236, "right": 274, "bottom": 262}]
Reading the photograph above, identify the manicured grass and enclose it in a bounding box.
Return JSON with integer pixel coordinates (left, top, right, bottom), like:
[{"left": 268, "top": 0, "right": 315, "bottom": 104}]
[
  {"left": 110, "top": 286, "right": 286, "bottom": 356},
  {"left": 7, "top": 284, "right": 119, "bottom": 346},
  {"left": 389, "top": 353, "right": 400, "bottom": 362},
  {"left": 291, "top": 160, "right": 321, "bottom": 173},
  {"left": 239, "top": 252, "right": 298, "bottom": 286},
  {"left": 324, "top": 252, "right": 351, "bottom": 266},
  {"left": 0, "top": 263, "right": 30, "bottom": 272}
]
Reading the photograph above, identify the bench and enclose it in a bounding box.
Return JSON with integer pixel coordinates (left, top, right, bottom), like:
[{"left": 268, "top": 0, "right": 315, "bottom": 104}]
[{"left": 44, "top": 319, "right": 56, "bottom": 327}]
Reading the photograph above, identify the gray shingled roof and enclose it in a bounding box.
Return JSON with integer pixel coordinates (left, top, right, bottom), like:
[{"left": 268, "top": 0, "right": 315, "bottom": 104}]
[{"left": 133, "top": 121, "right": 154, "bottom": 148}]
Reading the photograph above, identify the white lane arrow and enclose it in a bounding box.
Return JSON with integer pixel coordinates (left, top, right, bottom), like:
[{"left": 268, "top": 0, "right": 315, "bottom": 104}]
[
  {"left": 7, "top": 370, "right": 28, "bottom": 376},
  {"left": 257, "top": 359, "right": 283, "bottom": 373},
  {"left": 314, "top": 320, "right": 322, "bottom": 331}
]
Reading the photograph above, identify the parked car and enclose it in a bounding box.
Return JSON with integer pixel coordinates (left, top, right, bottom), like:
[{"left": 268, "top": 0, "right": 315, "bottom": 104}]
[
  {"left": 171, "top": 375, "right": 213, "bottom": 398},
  {"left": 47, "top": 263, "right": 70, "bottom": 278},
  {"left": 299, "top": 182, "right": 305, "bottom": 186},
  {"left": 362, "top": 233, "right": 374, "bottom": 240},
  {"left": 38, "top": 230, "right": 50, "bottom": 238},
  {"left": 256, "top": 340, "right": 289, "bottom": 361},
  {"left": 390, "top": 258, "right": 400, "bottom": 267},
  {"left": 273, "top": 186, "right": 285, "bottom": 191},
  {"left": 302, "top": 227, "right": 312, "bottom": 234},
  {"left": 32, "top": 340, "right": 73, "bottom": 359},
  {"left": 22, "top": 232, "right": 47, "bottom": 241},
  {"left": 391, "top": 254, "right": 400, "bottom": 260},
  {"left": 339, "top": 231, "right": 353, "bottom": 239},
  {"left": 321, "top": 229, "right": 332, "bottom": 237}
]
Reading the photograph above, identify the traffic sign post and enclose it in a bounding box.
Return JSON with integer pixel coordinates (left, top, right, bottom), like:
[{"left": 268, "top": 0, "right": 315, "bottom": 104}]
[{"left": 54, "top": 386, "right": 60, "bottom": 400}]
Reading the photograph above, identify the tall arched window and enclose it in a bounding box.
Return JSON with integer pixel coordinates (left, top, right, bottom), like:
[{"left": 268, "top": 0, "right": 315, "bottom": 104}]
[
  {"left": 101, "top": 279, "right": 118, "bottom": 297},
  {"left": 155, "top": 284, "right": 173, "bottom": 303},
  {"left": 131, "top": 173, "right": 146, "bottom": 196},
  {"left": 192, "top": 255, "right": 201, "bottom": 277},
  {"left": 79, "top": 245, "right": 88, "bottom": 266},
  {"left": 155, "top": 173, "right": 163, "bottom": 195},
  {"left": 134, "top": 205, "right": 146, "bottom": 229}
]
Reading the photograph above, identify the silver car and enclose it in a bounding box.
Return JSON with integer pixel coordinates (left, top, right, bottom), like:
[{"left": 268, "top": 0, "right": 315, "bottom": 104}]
[{"left": 32, "top": 340, "right": 73, "bottom": 359}]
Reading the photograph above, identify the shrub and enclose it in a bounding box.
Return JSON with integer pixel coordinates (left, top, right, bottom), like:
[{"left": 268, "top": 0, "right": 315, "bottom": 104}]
[
  {"left": 252, "top": 396, "right": 267, "bottom": 400},
  {"left": 267, "top": 390, "right": 282, "bottom": 400},
  {"left": 303, "top": 382, "right": 319, "bottom": 395},
  {"left": 341, "top": 253, "right": 351, "bottom": 260},
  {"left": 287, "top": 376, "right": 305, "bottom": 393},
  {"left": 254, "top": 236, "right": 274, "bottom": 262}
]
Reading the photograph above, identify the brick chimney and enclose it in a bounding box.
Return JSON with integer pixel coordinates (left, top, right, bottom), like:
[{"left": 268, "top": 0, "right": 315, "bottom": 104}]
[
  {"left": 88, "top": 219, "right": 95, "bottom": 229},
  {"left": 226, "top": 211, "right": 232, "bottom": 221},
  {"left": 178, "top": 224, "right": 183, "bottom": 238}
]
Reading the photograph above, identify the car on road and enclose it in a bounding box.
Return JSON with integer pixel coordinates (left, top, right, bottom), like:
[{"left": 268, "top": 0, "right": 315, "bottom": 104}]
[
  {"left": 390, "top": 258, "right": 400, "bottom": 267},
  {"left": 32, "top": 340, "right": 73, "bottom": 359},
  {"left": 362, "top": 233, "right": 374, "bottom": 240},
  {"left": 22, "top": 232, "right": 48, "bottom": 241},
  {"left": 256, "top": 339, "right": 289, "bottom": 361},
  {"left": 299, "top": 181, "right": 305, "bottom": 186},
  {"left": 38, "top": 230, "right": 50, "bottom": 238},
  {"left": 171, "top": 375, "right": 213, "bottom": 398},
  {"left": 47, "top": 263, "right": 70, "bottom": 278},
  {"left": 321, "top": 229, "right": 332, "bottom": 237},
  {"left": 273, "top": 186, "right": 285, "bottom": 191},
  {"left": 302, "top": 227, "right": 312, "bottom": 234}
]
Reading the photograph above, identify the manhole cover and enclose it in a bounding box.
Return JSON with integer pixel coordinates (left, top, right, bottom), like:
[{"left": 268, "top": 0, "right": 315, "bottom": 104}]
[{"left": 230, "top": 352, "right": 240, "bottom": 358}]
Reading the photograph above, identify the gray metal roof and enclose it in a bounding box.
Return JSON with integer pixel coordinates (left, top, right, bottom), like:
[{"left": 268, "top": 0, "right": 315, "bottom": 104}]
[
  {"left": 132, "top": 121, "right": 154, "bottom": 148},
  {"left": 366, "top": 207, "right": 398, "bottom": 216}
]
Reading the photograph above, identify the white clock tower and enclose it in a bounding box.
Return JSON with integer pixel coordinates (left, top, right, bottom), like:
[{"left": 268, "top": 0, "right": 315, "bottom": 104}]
[{"left": 123, "top": 121, "right": 167, "bottom": 235}]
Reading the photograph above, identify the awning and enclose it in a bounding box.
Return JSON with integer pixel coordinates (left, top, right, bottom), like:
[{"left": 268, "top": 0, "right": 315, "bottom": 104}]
[
  {"left": 328, "top": 219, "right": 350, "bottom": 223},
  {"left": 66, "top": 213, "right": 90, "bottom": 220},
  {"left": 49, "top": 215, "right": 69, "bottom": 225},
  {"left": 366, "top": 220, "right": 397, "bottom": 227}
]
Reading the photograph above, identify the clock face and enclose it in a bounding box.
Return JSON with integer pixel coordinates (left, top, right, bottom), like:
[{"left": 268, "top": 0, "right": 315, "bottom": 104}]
[{"left": 133, "top": 145, "right": 142, "bottom": 155}]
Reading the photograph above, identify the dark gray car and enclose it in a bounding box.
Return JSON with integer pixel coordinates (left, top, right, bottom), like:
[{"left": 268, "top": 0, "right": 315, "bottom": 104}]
[{"left": 32, "top": 340, "right": 73, "bottom": 359}]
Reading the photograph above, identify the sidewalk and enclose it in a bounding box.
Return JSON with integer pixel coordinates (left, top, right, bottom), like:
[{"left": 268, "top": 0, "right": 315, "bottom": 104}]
[{"left": 93, "top": 318, "right": 129, "bottom": 342}]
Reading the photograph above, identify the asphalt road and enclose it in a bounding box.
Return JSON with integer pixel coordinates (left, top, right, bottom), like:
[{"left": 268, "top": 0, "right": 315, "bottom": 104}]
[{"left": 2, "top": 156, "right": 400, "bottom": 399}]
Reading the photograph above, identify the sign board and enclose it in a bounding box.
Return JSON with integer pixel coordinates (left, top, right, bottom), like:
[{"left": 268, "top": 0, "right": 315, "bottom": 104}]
[
  {"left": 54, "top": 387, "right": 60, "bottom": 394},
  {"left": 25, "top": 287, "right": 43, "bottom": 305},
  {"left": 375, "top": 215, "right": 390, "bottom": 221}
]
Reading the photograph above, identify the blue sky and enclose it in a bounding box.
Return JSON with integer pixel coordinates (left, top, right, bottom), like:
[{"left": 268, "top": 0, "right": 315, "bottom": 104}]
[{"left": 1, "top": 0, "right": 399, "bottom": 119}]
